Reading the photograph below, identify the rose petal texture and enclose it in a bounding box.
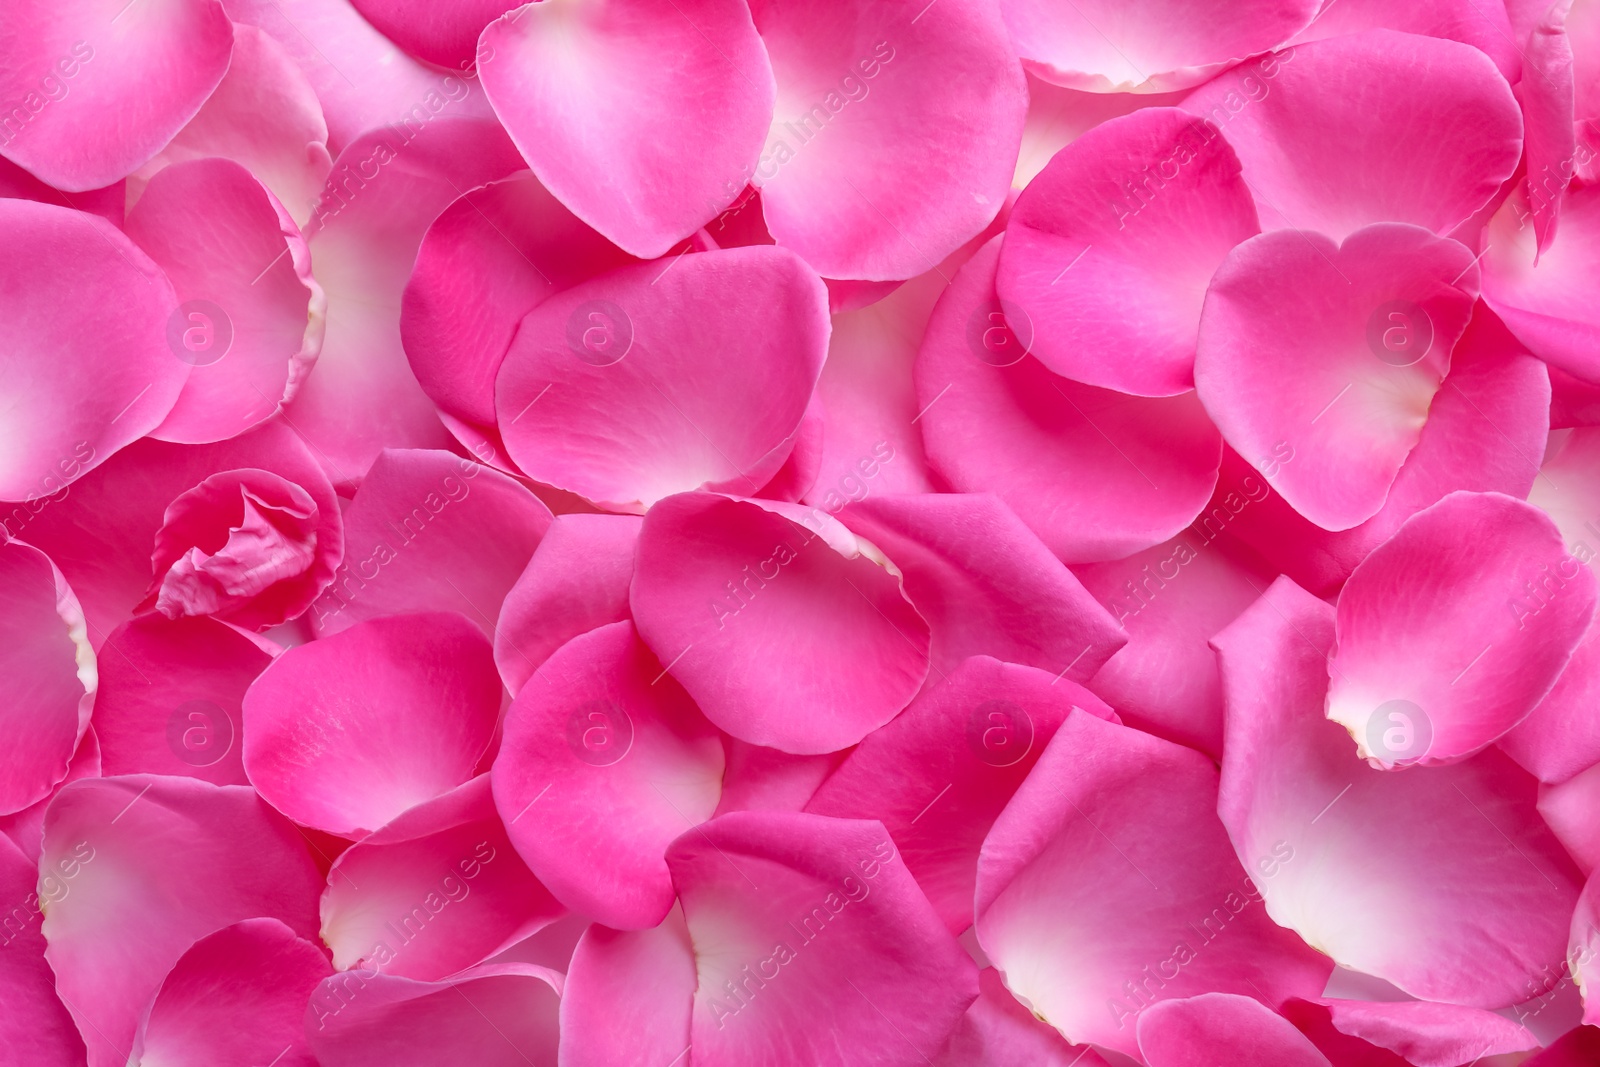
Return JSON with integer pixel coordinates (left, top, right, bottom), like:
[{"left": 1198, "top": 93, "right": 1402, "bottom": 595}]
[
  {"left": 350, "top": 0, "right": 514, "bottom": 68},
  {"left": 560, "top": 909, "right": 696, "bottom": 1067},
  {"left": 0, "top": 832, "right": 86, "bottom": 1067},
  {"left": 1483, "top": 183, "right": 1600, "bottom": 383},
  {"left": 935, "top": 967, "right": 1111, "bottom": 1067},
  {"left": 1137, "top": 993, "right": 1332, "bottom": 1066},
  {"left": 1286, "top": 997, "right": 1539, "bottom": 1066},
  {"left": 243, "top": 612, "right": 502, "bottom": 837}
]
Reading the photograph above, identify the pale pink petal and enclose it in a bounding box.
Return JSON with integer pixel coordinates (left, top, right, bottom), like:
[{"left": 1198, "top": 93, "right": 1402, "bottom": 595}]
[
  {"left": 0, "top": 199, "right": 184, "bottom": 500},
  {"left": 1541, "top": 760, "right": 1600, "bottom": 875},
  {"left": 1013, "top": 78, "right": 1187, "bottom": 189},
  {"left": 311, "top": 449, "right": 551, "bottom": 636},
  {"left": 1327, "top": 492, "right": 1596, "bottom": 765},
  {"left": 495, "top": 247, "right": 829, "bottom": 511},
  {"left": 322, "top": 775, "right": 562, "bottom": 980},
  {"left": 1181, "top": 32, "right": 1522, "bottom": 240},
  {"left": 715, "top": 740, "right": 841, "bottom": 815},
  {"left": 494, "top": 513, "right": 641, "bottom": 696},
  {"left": 0, "top": 541, "right": 93, "bottom": 815},
  {"left": 936, "top": 968, "right": 1111, "bottom": 1067},
  {"left": 915, "top": 236, "right": 1223, "bottom": 562},
  {"left": 243, "top": 612, "right": 502, "bottom": 836},
  {"left": 667, "top": 810, "right": 979, "bottom": 1065},
  {"left": 808, "top": 655, "right": 1114, "bottom": 933},
  {"left": 351, "top": 0, "right": 515, "bottom": 67},
  {"left": 750, "top": 0, "right": 1026, "bottom": 279},
  {"left": 975, "top": 709, "right": 1331, "bottom": 1058},
  {"left": 838, "top": 493, "right": 1126, "bottom": 681},
  {"left": 1195, "top": 223, "right": 1480, "bottom": 531},
  {"left": 997, "top": 107, "right": 1259, "bottom": 396},
  {"left": 1003, "top": 0, "right": 1319, "bottom": 93},
  {"left": 130, "top": 918, "right": 331, "bottom": 1067},
  {"left": 0, "top": 832, "right": 85, "bottom": 1067},
  {"left": 493, "top": 620, "right": 723, "bottom": 929},
  {"left": 479, "top": 0, "right": 775, "bottom": 258},
  {"left": 1483, "top": 183, "right": 1600, "bottom": 383},
  {"left": 1290, "top": 0, "right": 1520, "bottom": 81},
  {"left": 631, "top": 493, "right": 930, "bottom": 753},
  {"left": 1575, "top": 872, "right": 1600, "bottom": 1024},
  {"left": 125, "top": 158, "right": 325, "bottom": 444},
  {"left": 1138, "top": 993, "right": 1331, "bottom": 1066},
  {"left": 1517, "top": 1, "right": 1579, "bottom": 253},
  {"left": 0, "top": 0, "right": 232, "bottom": 190},
  {"left": 41, "top": 775, "right": 323, "bottom": 1067},
  {"left": 306, "top": 963, "right": 562, "bottom": 1067},
  {"left": 1213, "top": 576, "right": 1583, "bottom": 1006},
  {"left": 560, "top": 908, "right": 696, "bottom": 1067}
]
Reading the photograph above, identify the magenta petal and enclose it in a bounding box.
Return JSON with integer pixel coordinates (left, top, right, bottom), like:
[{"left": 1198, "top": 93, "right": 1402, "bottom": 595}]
[
  {"left": 837, "top": 493, "right": 1126, "bottom": 681},
  {"left": 311, "top": 449, "right": 552, "bottom": 637},
  {"left": 807, "top": 655, "right": 1115, "bottom": 934},
  {"left": 321, "top": 775, "right": 562, "bottom": 980},
  {"left": 667, "top": 810, "right": 979, "bottom": 1065},
  {"left": 350, "top": 0, "right": 514, "bottom": 67},
  {"left": 1483, "top": 183, "right": 1600, "bottom": 383},
  {"left": 1213, "top": 576, "right": 1583, "bottom": 1006},
  {"left": 0, "top": 832, "right": 85, "bottom": 1067},
  {"left": 0, "top": 728, "right": 98, "bottom": 862},
  {"left": 0, "top": 199, "right": 184, "bottom": 500},
  {"left": 493, "top": 620, "right": 723, "bottom": 929},
  {"left": 130, "top": 918, "right": 331, "bottom": 1067},
  {"left": 1300, "top": 997, "right": 1538, "bottom": 1066},
  {"left": 41, "top": 775, "right": 322, "bottom": 1067},
  {"left": 305, "top": 963, "right": 562, "bottom": 1067},
  {"left": 560, "top": 909, "right": 696, "bottom": 1067},
  {"left": 0, "top": 0, "right": 233, "bottom": 190},
  {"left": 1137, "top": 993, "right": 1332, "bottom": 1066},
  {"left": 1521, "top": 1025, "right": 1600, "bottom": 1065},
  {"left": 632, "top": 493, "right": 930, "bottom": 753},
  {"left": 997, "top": 107, "right": 1260, "bottom": 396},
  {"left": 1290, "top": 0, "right": 1519, "bottom": 80},
  {"left": 243, "top": 612, "right": 502, "bottom": 836},
  {"left": 716, "top": 740, "right": 840, "bottom": 816},
  {"left": 936, "top": 968, "right": 1110, "bottom": 1067},
  {"left": 974, "top": 709, "right": 1330, "bottom": 1058},
  {"left": 1541, "top": 761, "right": 1600, "bottom": 875},
  {"left": 495, "top": 247, "right": 829, "bottom": 511},
  {"left": 1575, "top": 871, "right": 1600, "bottom": 1024},
  {"left": 916, "top": 236, "right": 1223, "bottom": 562}
]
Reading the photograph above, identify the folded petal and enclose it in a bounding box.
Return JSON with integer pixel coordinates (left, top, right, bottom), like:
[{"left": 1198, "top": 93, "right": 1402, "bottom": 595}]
[
  {"left": 350, "top": 0, "right": 514, "bottom": 68},
  {"left": 1138, "top": 993, "right": 1331, "bottom": 1066},
  {"left": 243, "top": 612, "right": 502, "bottom": 836},
  {"left": 311, "top": 450, "right": 551, "bottom": 637},
  {"left": 0, "top": 0, "right": 232, "bottom": 190},
  {"left": 749, "top": 0, "right": 1026, "bottom": 279},
  {"left": 560, "top": 908, "right": 696, "bottom": 1067},
  {"left": 0, "top": 199, "right": 184, "bottom": 500},
  {"left": 1195, "top": 223, "right": 1480, "bottom": 530},
  {"left": 496, "top": 247, "right": 829, "bottom": 511},
  {"left": 915, "top": 236, "right": 1223, "bottom": 562},
  {"left": 130, "top": 918, "right": 331, "bottom": 1067},
  {"left": 1181, "top": 32, "right": 1522, "bottom": 239},
  {"left": 997, "top": 107, "right": 1259, "bottom": 396},
  {"left": 1289, "top": 997, "right": 1538, "bottom": 1066},
  {"left": 493, "top": 620, "right": 723, "bottom": 929},
  {"left": 975, "top": 709, "right": 1331, "bottom": 1058},
  {"left": 666, "top": 810, "right": 979, "bottom": 1065},
  {"left": 1213, "top": 576, "right": 1584, "bottom": 1006},
  {"left": 125, "top": 158, "right": 325, "bottom": 444},
  {"left": 0, "top": 832, "right": 85, "bottom": 1067},
  {"left": 1483, "top": 182, "right": 1600, "bottom": 383},
  {"left": 632, "top": 493, "right": 929, "bottom": 753},
  {"left": 807, "top": 656, "right": 1114, "bottom": 933},
  {"left": 41, "top": 775, "right": 323, "bottom": 1067}
]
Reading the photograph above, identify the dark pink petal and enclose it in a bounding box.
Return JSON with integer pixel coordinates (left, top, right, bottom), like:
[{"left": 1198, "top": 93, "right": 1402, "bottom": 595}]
[
  {"left": 305, "top": 963, "right": 561, "bottom": 1067},
  {"left": 1552, "top": 363, "right": 1600, "bottom": 426},
  {"left": 997, "top": 107, "right": 1259, "bottom": 396},
  {"left": 402, "top": 170, "right": 636, "bottom": 442},
  {"left": 0, "top": 728, "right": 98, "bottom": 861},
  {"left": 1483, "top": 183, "right": 1600, "bottom": 383},
  {"left": 243, "top": 612, "right": 502, "bottom": 836},
  {"left": 41, "top": 775, "right": 322, "bottom": 1067},
  {"left": 1213, "top": 576, "right": 1583, "bottom": 1006},
  {"left": 95, "top": 614, "right": 270, "bottom": 785},
  {"left": 560, "top": 909, "right": 696, "bottom": 1067},
  {"left": 130, "top": 918, "right": 331, "bottom": 1067},
  {"left": 0, "top": 0, "right": 232, "bottom": 190},
  {"left": 350, "top": 0, "right": 514, "bottom": 67},
  {"left": 1289, "top": 0, "right": 1520, "bottom": 81},
  {"left": 125, "top": 158, "right": 325, "bottom": 444},
  {"left": 0, "top": 156, "right": 124, "bottom": 224},
  {"left": 311, "top": 449, "right": 551, "bottom": 637},
  {"left": 1137, "top": 993, "right": 1331, "bottom": 1066},
  {"left": 975, "top": 709, "right": 1330, "bottom": 1057},
  {"left": 1075, "top": 531, "right": 1276, "bottom": 758},
  {"left": 1195, "top": 223, "right": 1480, "bottom": 531},
  {"left": 1522, "top": 1026, "right": 1600, "bottom": 1066},
  {"left": 493, "top": 621, "right": 722, "bottom": 929},
  {"left": 1181, "top": 32, "right": 1522, "bottom": 239},
  {"left": 0, "top": 199, "right": 184, "bottom": 500},
  {"left": 0, "top": 541, "right": 92, "bottom": 815},
  {"left": 632, "top": 493, "right": 929, "bottom": 753},
  {"left": 716, "top": 740, "right": 841, "bottom": 815},
  {"left": 1517, "top": 0, "right": 1579, "bottom": 253},
  {"left": 322, "top": 775, "right": 562, "bottom": 980},
  {"left": 755, "top": 393, "right": 825, "bottom": 503},
  {"left": 749, "top": 0, "right": 1026, "bottom": 280},
  {"left": 935, "top": 968, "right": 1110, "bottom": 1067},
  {"left": 808, "top": 656, "right": 1114, "bottom": 933},
  {"left": 495, "top": 513, "right": 640, "bottom": 696},
  {"left": 496, "top": 247, "right": 829, "bottom": 511},
  {"left": 915, "top": 236, "right": 1223, "bottom": 562},
  {"left": 1295, "top": 998, "right": 1538, "bottom": 1066},
  {"left": 479, "top": 0, "right": 774, "bottom": 258},
  {"left": 667, "top": 810, "right": 979, "bottom": 1065},
  {"left": 0, "top": 832, "right": 85, "bottom": 1067},
  {"left": 837, "top": 493, "right": 1125, "bottom": 681},
  {"left": 1003, "top": 0, "right": 1318, "bottom": 92},
  {"left": 1328, "top": 492, "right": 1596, "bottom": 765},
  {"left": 288, "top": 119, "right": 525, "bottom": 485}
]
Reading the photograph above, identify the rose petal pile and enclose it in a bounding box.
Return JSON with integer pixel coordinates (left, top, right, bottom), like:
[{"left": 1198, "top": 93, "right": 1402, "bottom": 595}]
[{"left": 4, "top": 1, "right": 1600, "bottom": 1064}]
